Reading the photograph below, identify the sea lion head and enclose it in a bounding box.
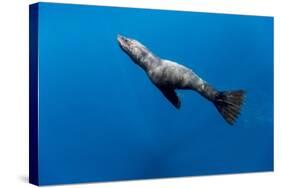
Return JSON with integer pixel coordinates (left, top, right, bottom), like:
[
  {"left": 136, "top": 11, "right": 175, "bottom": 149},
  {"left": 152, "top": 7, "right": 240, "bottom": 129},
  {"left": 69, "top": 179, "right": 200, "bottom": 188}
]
[{"left": 117, "top": 34, "right": 145, "bottom": 62}]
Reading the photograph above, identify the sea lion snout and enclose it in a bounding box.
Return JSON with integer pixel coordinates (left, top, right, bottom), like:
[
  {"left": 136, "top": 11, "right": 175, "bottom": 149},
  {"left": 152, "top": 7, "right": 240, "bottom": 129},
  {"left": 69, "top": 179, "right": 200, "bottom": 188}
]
[{"left": 117, "top": 35, "right": 131, "bottom": 47}]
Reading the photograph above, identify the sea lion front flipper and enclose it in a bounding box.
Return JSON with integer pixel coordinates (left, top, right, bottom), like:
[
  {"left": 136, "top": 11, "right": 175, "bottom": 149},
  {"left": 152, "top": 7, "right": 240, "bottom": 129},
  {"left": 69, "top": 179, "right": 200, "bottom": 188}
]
[{"left": 157, "top": 86, "right": 181, "bottom": 109}]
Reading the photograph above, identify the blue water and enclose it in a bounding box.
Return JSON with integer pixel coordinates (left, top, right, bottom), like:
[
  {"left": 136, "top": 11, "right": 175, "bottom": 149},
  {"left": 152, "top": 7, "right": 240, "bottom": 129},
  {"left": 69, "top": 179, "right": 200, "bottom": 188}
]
[{"left": 37, "top": 3, "right": 273, "bottom": 185}]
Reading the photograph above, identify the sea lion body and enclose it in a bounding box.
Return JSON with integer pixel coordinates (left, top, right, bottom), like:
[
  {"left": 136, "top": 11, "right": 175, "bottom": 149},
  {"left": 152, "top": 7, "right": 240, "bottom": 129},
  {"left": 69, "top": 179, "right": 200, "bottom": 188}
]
[{"left": 117, "top": 35, "right": 245, "bottom": 125}]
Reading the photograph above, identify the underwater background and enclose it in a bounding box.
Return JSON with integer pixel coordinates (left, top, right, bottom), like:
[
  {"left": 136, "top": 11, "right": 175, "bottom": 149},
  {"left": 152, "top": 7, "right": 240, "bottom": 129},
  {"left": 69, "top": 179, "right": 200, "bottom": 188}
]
[{"left": 37, "top": 3, "right": 273, "bottom": 185}]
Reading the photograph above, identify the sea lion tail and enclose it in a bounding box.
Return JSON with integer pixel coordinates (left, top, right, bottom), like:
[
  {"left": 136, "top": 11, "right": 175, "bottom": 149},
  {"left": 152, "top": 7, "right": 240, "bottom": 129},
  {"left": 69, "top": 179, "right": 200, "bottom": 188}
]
[{"left": 213, "top": 90, "right": 245, "bottom": 125}]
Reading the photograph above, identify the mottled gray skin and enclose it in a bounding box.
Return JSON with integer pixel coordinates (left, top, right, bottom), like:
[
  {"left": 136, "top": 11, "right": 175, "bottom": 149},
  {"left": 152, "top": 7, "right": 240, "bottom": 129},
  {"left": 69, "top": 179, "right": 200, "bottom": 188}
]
[{"left": 117, "top": 35, "right": 218, "bottom": 107}]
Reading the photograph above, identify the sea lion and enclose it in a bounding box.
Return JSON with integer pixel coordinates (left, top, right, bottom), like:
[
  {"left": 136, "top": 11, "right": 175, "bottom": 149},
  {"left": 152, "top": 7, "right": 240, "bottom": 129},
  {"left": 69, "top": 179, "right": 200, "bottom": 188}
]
[{"left": 117, "top": 34, "right": 245, "bottom": 125}]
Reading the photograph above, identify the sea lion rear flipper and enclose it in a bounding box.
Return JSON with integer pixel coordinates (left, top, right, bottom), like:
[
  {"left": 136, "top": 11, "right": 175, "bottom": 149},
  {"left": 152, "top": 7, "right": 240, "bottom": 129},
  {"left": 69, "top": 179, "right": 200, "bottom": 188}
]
[
  {"left": 157, "top": 86, "right": 181, "bottom": 109},
  {"left": 213, "top": 90, "right": 245, "bottom": 125}
]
